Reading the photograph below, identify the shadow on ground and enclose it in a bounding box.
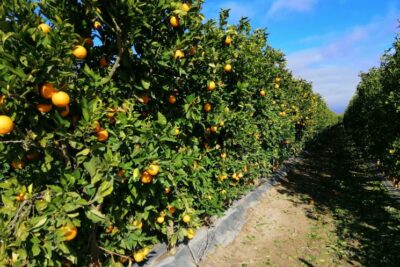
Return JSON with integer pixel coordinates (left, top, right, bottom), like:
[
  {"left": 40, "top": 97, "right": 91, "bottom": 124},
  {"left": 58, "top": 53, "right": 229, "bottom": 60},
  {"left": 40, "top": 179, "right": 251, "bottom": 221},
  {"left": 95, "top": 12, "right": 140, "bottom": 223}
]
[{"left": 278, "top": 124, "right": 400, "bottom": 267}]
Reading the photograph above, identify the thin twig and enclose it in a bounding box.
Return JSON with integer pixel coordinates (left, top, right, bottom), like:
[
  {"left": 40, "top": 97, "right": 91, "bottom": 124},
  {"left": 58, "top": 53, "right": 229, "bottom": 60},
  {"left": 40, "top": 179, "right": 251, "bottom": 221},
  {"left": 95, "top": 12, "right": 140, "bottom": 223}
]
[
  {"left": 101, "top": 10, "right": 125, "bottom": 83},
  {"left": 10, "top": 201, "right": 33, "bottom": 237},
  {"left": 0, "top": 140, "right": 24, "bottom": 144},
  {"left": 98, "top": 246, "right": 133, "bottom": 261}
]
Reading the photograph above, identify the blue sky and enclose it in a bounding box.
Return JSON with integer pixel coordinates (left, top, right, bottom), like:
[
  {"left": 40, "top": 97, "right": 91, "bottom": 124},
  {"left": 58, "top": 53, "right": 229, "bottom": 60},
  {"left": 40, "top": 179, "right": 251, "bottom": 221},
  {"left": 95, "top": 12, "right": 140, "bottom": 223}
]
[{"left": 202, "top": 0, "right": 400, "bottom": 113}]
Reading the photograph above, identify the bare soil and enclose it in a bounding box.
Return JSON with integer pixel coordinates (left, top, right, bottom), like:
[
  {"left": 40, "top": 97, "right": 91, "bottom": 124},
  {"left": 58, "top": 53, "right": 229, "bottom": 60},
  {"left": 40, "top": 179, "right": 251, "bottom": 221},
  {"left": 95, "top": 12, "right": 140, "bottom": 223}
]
[
  {"left": 200, "top": 125, "right": 400, "bottom": 267},
  {"left": 200, "top": 185, "right": 347, "bottom": 267}
]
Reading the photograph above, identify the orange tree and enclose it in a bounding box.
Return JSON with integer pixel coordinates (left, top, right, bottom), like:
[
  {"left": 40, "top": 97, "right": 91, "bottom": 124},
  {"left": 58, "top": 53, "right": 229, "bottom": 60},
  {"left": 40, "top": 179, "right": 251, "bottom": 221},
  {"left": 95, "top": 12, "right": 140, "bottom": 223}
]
[
  {"left": 344, "top": 31, "right": 400, "bottom": 182},
  {"left": 0, "top": 0, "right": 335, "bottom": 265}
]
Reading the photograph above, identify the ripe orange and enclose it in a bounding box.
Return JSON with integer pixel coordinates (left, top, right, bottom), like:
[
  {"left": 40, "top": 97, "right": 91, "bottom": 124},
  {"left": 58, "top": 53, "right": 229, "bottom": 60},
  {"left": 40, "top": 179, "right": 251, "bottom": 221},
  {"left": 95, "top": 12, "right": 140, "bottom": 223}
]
[
  {"left": 210, "top": 126, "right": 218, "bottom": 133},
  {"left": 170, "top": 16, "right": 179, "bottom": 28},
  {"left": 224, "top": 64, "right": 232, "bottom": 72},
  {"left": 141, "top": 171, "right": 153, "bottom": 184},
  {"left": 94, "top": 21, "right": 102, "bottom": 29},
  {"left": 133, "top": 251, "right": 145, "bottom": 263},
  {"left": 164, "top": 187, "right": 171, "bottom": 194},
  {"left": 275, "top": 77, "right": 281, "bottom": 83},
  {"left": 105, "top": 225, "right": 114, "bottom": 234},
  {"left": 203, "top": 103, "right": 212, "bottom": 113},
  {"left": 168, "top": 95, "right": 177, "bottom": 104},
  {"left": 15, "top": 193, "right": 26, "bottom": 202},
  {"left": 174, "top": 49, "right": 185, "bottom": 59},
  {"left": 26, "top": 151, "right": 40, "bottom": 162},
  {"left": 0, "top": 95, "right": 5, "bottom": 105},
  {"left": 156, "top": 216, "right": 165, "bottom": 224},
  {"left": 97, "top": 130, "right": 109, "bottom": 142},
  {"left": 60, "top": 105, "right": 70, "bottom": 117},
  {"left": 167, "top": 205, "right": 176, "bottom": 214},
  {"left": 36, "top": 103, "right": 53, "bottom": 113},
  {"left": 38, "top": 23, "right": 51, "bottom": 33},
  {"left": 40, "top": 83, "right": 58, "bottom": 99},
  {"left": 189, "top": 46, "right": 196, "bottom": 55},
  {"left": 187, "top": 228, "right": 195, "bottom": 239},
  {"left": 182, "top": 214, "right": 191, "bottom": 223},
  {"left": 93, "top": 121, "right": 102, "bottom": 132},
  {"left": 218, "top": 173, "right": 228, "bottom": 181},
  {"left": 225, "top": 36, "right": 232, "bottom": 46},
  {"left": 0, "top": 115, "right": 14, "bottom": 135},
  {"left": 147, "top": 163, "right": 160, "bottom": 176},
  {"left": 99, "top": 57, "right": 108, "bottom": 67},
  {"left": 132, "top": 220, "right": 143, "bottom": 229},
  {"left": 51, "top": 91, "right": 70, "bottom": 107},
  {"left": 260, "top": 90, "right": 266, "bottom": 97},
  {"left": 139, "top": 95, "right": 150, "bottom": 104},
  {"left": 221, "top": 153, "right": 227, "bottom": 160},
  {"left": 181, "top": 3, "right": 190, "bottom": 12},
  {"left": 11, "top": 160, "right": 24, "bottom": 170},
  {"left": 207, "top": 81, "right": 216, "bottom": 91},
  {"left": 141, "top": 247, "right": 150, "bottom": 257},
  {"left": 83, "top": 37, "right": 94, "bottom": 47},
  {"left": 60, "top": 225, "right": 78, "bottom": 241},
  {"left": 118, "top": 169, "right": 125, "bottom": 178},
  {"left": 106, "top": 111, "right": 115, "bottom": 120},
  {"left": 72, "top": 45, "right": 87, "bottom": 59},
  {"left": 274, "top": 83, "right": 280, "bottom": 89}
]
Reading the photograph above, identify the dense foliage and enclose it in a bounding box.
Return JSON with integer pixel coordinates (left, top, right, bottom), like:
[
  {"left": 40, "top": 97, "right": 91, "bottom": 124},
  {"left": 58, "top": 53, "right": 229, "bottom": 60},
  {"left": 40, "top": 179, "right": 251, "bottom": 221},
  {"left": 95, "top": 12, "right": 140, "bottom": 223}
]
[
  {"left": 344, "top": 31, "right": 400, "bottom": 185},
  {"left": 0, "top": 0, "right": 336, "bottom": 265}
]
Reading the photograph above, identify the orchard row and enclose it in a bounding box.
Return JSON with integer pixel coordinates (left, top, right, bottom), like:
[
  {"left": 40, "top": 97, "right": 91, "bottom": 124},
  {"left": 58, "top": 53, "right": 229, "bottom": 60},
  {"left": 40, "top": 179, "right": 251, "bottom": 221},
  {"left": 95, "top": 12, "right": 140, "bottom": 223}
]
[{"left": 0, "top": 1, "right": 337, "bottom": 266}]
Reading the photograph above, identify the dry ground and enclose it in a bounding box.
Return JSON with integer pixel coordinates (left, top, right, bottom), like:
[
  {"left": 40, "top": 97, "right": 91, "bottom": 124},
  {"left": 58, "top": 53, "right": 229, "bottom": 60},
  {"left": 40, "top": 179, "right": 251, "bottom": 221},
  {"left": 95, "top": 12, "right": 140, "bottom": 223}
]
[
  {"left": 200, "top": 185, "right": 346, "bottom": 267},
  {"left": 200, "top": 125, "right": 400, "bottom": 267}
]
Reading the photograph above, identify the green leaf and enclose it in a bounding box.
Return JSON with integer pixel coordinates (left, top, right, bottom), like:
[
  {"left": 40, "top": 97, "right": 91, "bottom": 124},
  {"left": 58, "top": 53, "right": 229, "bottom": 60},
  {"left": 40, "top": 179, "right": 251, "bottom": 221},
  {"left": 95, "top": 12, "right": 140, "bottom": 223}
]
[
  {"left": 141, "top": 79, "right": 150, "bottom": 90},
  {"left": 86, "top": 207, "right": 106, "bottom": 223},
  {"left": 77, "top": 148, "right": 91, "bottom": 157},
  {"left": 84, "top": 157, "right": 103, "bottom": 185},
  {"left": 157, "top": 112, "right": 167, "bottom": 125},
  {"left": 32, "top": 244, "right": 40, "bottom": 257},
  {"left": 133, "top": 168, "right": 140, "bottom": 180},
  {"left": 30, "top": 217, "right": 47, "bottom": 230},
  {"left": 96, "top": 180, "right": 114, "bottom": 203}
]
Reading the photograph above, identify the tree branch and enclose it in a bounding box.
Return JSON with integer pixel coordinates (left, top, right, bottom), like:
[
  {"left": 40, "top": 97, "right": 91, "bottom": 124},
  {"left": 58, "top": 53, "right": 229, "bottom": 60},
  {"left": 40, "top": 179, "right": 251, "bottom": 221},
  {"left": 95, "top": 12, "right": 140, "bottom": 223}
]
[
  {"left": 0, "top": 140, "right": 24, "bottom": 144},
  {"left": 98, "top": 246, "right": 133, "bottom": 261},
  {"left": 99, "top": 9, "right": 125, "bottom": 84}
]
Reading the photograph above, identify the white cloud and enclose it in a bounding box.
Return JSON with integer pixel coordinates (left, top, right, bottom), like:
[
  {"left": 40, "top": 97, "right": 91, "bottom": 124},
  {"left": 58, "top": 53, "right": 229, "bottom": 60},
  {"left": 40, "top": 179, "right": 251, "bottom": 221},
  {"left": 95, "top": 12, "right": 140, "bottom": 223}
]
[
  {"left": 267, "top": 0, "right": 318, "bottom": 18},
  {"left": 286, "top": 7, "right": 399, "bottom": 113}
]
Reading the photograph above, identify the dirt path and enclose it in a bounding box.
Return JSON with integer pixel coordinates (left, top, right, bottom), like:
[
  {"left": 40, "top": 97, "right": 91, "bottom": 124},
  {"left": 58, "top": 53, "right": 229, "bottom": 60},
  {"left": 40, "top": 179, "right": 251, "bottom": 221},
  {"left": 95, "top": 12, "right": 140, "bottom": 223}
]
[
  {"left": 200, "top": 125, "right": 400, "bottom": 267},
  {"left": 200, "top": 185, "right": 343, "bottom": 267}
]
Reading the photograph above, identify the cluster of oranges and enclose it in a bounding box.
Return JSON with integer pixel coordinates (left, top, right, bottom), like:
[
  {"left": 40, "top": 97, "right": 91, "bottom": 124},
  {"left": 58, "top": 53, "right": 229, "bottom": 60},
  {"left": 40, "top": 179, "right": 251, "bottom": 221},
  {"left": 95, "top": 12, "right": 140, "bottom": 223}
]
[
  {"left": 140, "top": 163, "right": 160, "bottom": 184},
  {"left": 132, "top": 247, "right": 151, "bottom": 263},
  {"left": 168, "top": 3, "right": 233, "bottom": 112},
  {"left": 38, "top": 83, "right": 70, "bottom": 116},
  {"left": 92, "top": 121, "right": 109, "bottom": 142},
  {"left": 37, "top": 21, "right": 111, "bottom": 144},
  {"left": 169, "top": 3, "right": 190, "bottom": 28}
]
